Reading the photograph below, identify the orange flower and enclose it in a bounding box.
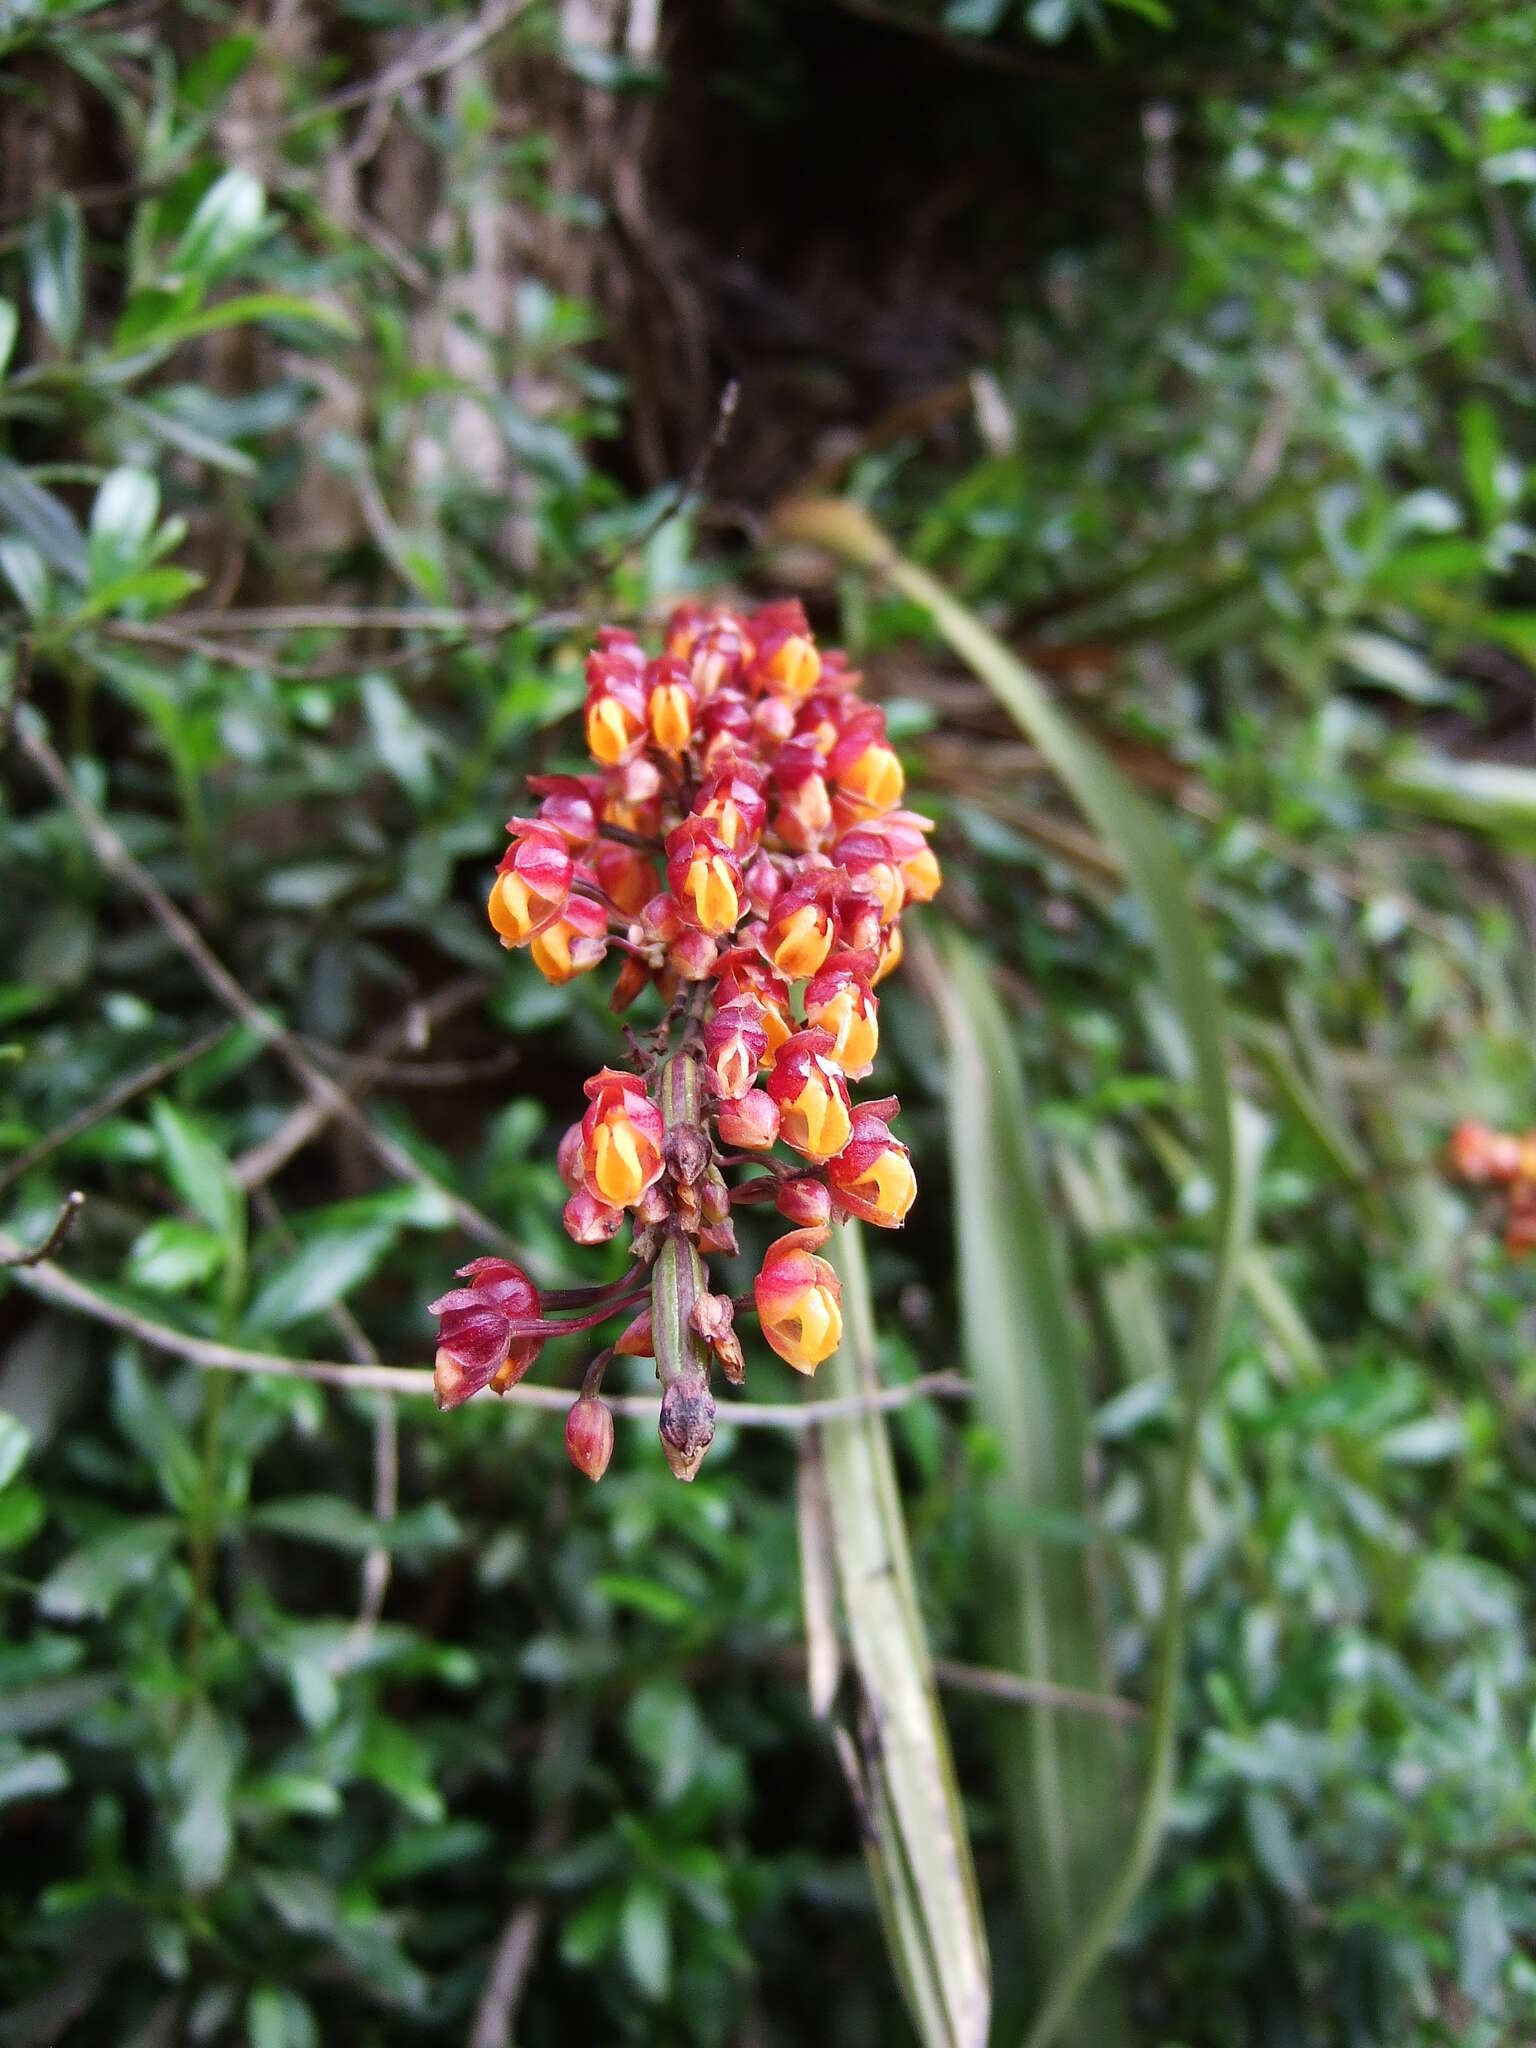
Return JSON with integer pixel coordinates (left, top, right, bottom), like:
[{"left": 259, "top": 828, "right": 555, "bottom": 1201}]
[
  {"left": 755, "top": 1227, "right": 842, "bottom": 1373},
  {"left": 528, "top": 893, "right": 608, "bottom": 984},
  {"left": 487, "top": 822, "right": 574, "bottom": 946},
  {"left": 765, "top": 889, "right": 834, "bottom": 981},
  {"left": 829, "top": 711, "right": 904, "bottom": 815},
  {"left": 827, "top": 1098, "right": 915, "bottom": 1228},
  {"left": 647, "top": 658, "right": 696, "bottom": 755},
  {"left": 803, "top": 956, "right": 879, "bottom": 1078},
  {"left": 585, "top": 676, "right": 646, "bottom": 765},
  {"left": 665, "top": 819, "right": 743, "bottom": 936},
  {"left": 578, "top": 1068, "right": 665, "bottom": 1208},
  {"left": 766, "top": 1030, "right": 853, "bottom": 1161}
]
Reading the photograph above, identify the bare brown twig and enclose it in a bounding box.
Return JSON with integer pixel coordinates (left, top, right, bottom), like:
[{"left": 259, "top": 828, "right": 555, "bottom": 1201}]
[
  {"left": 1, "top": 1191, "right": 85, "bottom": 1267},
  {"left": 0, "top": 1231, "right": 972, "bottom": 1427},
  {"left": 0, "top": 1026, "right": 229, "bottom": 1194},
  {"left": 265, "top": 0, "right": 534, "bottom": 135},
  {"left": 234, "top": 975, "right": 492, "bottom": 1193}
]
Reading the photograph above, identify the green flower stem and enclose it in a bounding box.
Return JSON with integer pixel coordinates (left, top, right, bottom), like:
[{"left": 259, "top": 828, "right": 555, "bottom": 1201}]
[{"left": 651, "top": 1050, "right": 716, "bottom": 1481}]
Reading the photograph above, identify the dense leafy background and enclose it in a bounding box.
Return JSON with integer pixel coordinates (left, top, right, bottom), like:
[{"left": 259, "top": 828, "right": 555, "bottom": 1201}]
[{"left": 4, "top": 3, "right": 1536, "bottom": 2044}]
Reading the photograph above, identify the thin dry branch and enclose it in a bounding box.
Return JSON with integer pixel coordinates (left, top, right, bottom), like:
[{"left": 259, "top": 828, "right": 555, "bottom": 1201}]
[
  {"left": 235, "top": 975, "right": 492, "bottom": 1193},
  {"left": 0, "top": 1231, "right": 972, "bottom": 1428},
  {"left": 14, "top": 721, "right": 515, "bottom": 1257},
  {"left": 1, "top": 1191, "right": 85, "bottom": 1267},
  {"left": 930, "top": 1655, "right": 1143, "bottom": 1724},
  {"left": 0, "top": 1026, "right": 229, "bottom": 1194},
  {"left": 267, "top": 0, "right": 535, "bottom": 135}
]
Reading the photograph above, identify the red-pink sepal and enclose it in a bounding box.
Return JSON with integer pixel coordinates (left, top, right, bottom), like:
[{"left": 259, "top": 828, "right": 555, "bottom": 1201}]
[
  {"left": 715, "top": 1088, "right": 780, "bottom": 1150},
  {"left": 775, "top": 1176, "right": 832, "bottom": 1227}
]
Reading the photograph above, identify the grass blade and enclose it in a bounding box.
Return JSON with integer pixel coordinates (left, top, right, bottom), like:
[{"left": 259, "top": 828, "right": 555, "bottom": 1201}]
[
  {"left": 806, "top": 1221, "right": 991, "bottom": 2048},
  {"left": 773, "top": 497, "right": 1252, "bottom": 2048},
  {"left": 927, "top": 930, "right": 1129, "bottom": 2044}
]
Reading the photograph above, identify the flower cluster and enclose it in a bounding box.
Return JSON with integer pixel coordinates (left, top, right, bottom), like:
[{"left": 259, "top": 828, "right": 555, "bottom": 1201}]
[
  {"left": 1449, "top": 1120, "right": 1536, "bottom": 1253},
  {"left": 431, "top": 599, "right": 940, "bottom": 1481}
]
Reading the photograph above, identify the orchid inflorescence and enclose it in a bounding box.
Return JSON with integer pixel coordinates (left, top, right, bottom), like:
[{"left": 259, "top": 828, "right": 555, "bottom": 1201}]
[
  {"left": 1449, "top": 1120, "right": 1536, "bottom": 1254},
  {"left": 429, "top": 599, "right": 940, "bottom": 1482}
]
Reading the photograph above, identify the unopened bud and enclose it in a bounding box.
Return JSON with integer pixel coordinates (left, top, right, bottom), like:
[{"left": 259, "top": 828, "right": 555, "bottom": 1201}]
[
  {"left": 615, "top": 1307, "right": 654, "bottom": 1356},
  {"left": 565, "top": 1395, "right": 615, "bottom": 1481},
  {"left": 659, "top": 1380, "right": 716, "bottom": 1482},
  {"left": 775, "top": 1176, "right": 832, "bottom": 1227},
  {"left": 665, "top": 1123, "right": 712, "bottom": 1186}
]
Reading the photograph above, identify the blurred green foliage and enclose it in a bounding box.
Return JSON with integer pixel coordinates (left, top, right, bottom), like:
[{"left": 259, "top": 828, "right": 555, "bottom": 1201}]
[{"left": 4, "top": 2, "right": 1536, "bottom": 2044}]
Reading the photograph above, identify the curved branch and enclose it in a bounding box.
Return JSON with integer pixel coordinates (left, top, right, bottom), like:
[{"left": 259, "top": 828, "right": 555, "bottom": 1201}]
[{"left": 0, "top": 1229, "right": 972, "bottom": 1430}]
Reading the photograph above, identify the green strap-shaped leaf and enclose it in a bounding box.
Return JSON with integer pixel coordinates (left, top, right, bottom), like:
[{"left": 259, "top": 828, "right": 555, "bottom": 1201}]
[
  {"left": 808, "top": 1220, "right": 991, "bottom": 2048},
  {"left": 775, "top": 498, "right": 1253, "bottom": 2048},
  {"left": 930, "top": 932, "right": 1129, "bottom": 2046}
]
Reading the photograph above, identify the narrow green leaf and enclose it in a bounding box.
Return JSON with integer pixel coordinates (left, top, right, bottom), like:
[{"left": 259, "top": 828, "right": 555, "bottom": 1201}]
[
  {"left": 814, "top": 1220, "right": 991, "bottom": 2048},
  {"left": 102, "top": 293, "right": 357, "bottom": 369},
  {"left": 1055, "top": 1133, "right": 1175, "bottom": 1390},
  {"left": 149, "top": 1097, "right": 244, "bottom": 1245},
  {"left": 243, "top": 1218, "right": 398, "bottom": 1333},
  {"left": 174, "top": 169, "right": 266, "bottom": 279},
  {"left": 619, "top": 1880, "right": 672, "bottom": 2002},
  {"left": 87, "top": 466, "right": 160, "bottom": 586},
  {"left": 774, "top": 501, "right": 1249, "bottom": 2048},
  {"left": 0, "top": 299, "right": 17, "bottom": 380},
  {"left": 1378, "top": 752, "right": 1536, "bottom": 847},
  {"left": 36, "top": 1516, "right": 181, "bottom": 1621},
  {"left": 27, "top": 195, "right": 83, "bottom": 350},
  {"left": 933, "top": 932, "right": 1128, "bottom": 2044},
  {"left": 0, "top": 1411, "right": 31, "bottom": 1492},
  {"left": 0, "top": 458, "right": 88, "bottom": 580}
]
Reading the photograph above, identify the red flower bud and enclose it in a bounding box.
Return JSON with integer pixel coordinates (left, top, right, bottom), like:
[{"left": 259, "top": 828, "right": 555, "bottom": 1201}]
[
  {"left": 775, "top": 1175, "right": 832, "bottom": 1227},
  {"left": 527, "top": 773, "right": 599, "bottom": 849},
  {"left": 668, "top": 926, "right": 721, "bottom": 981},
  {"left": 563, "top": 1187, "right": 624, "bottom": 1245},
  {"left": 715, "top": 1087, "right": 780, "bottom": 1150},
  {"left": 745, "top": 854, "right": 782, "bottom": 919},
  {"left": 773, "top": 736, "right": 834, "bottom": 852},
  {"left": 565, "top": 1395, "right": 615, "bottom": 1481},
  {"left": 615, "top": 1307, "right": 654, "bottom": 1356}
]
